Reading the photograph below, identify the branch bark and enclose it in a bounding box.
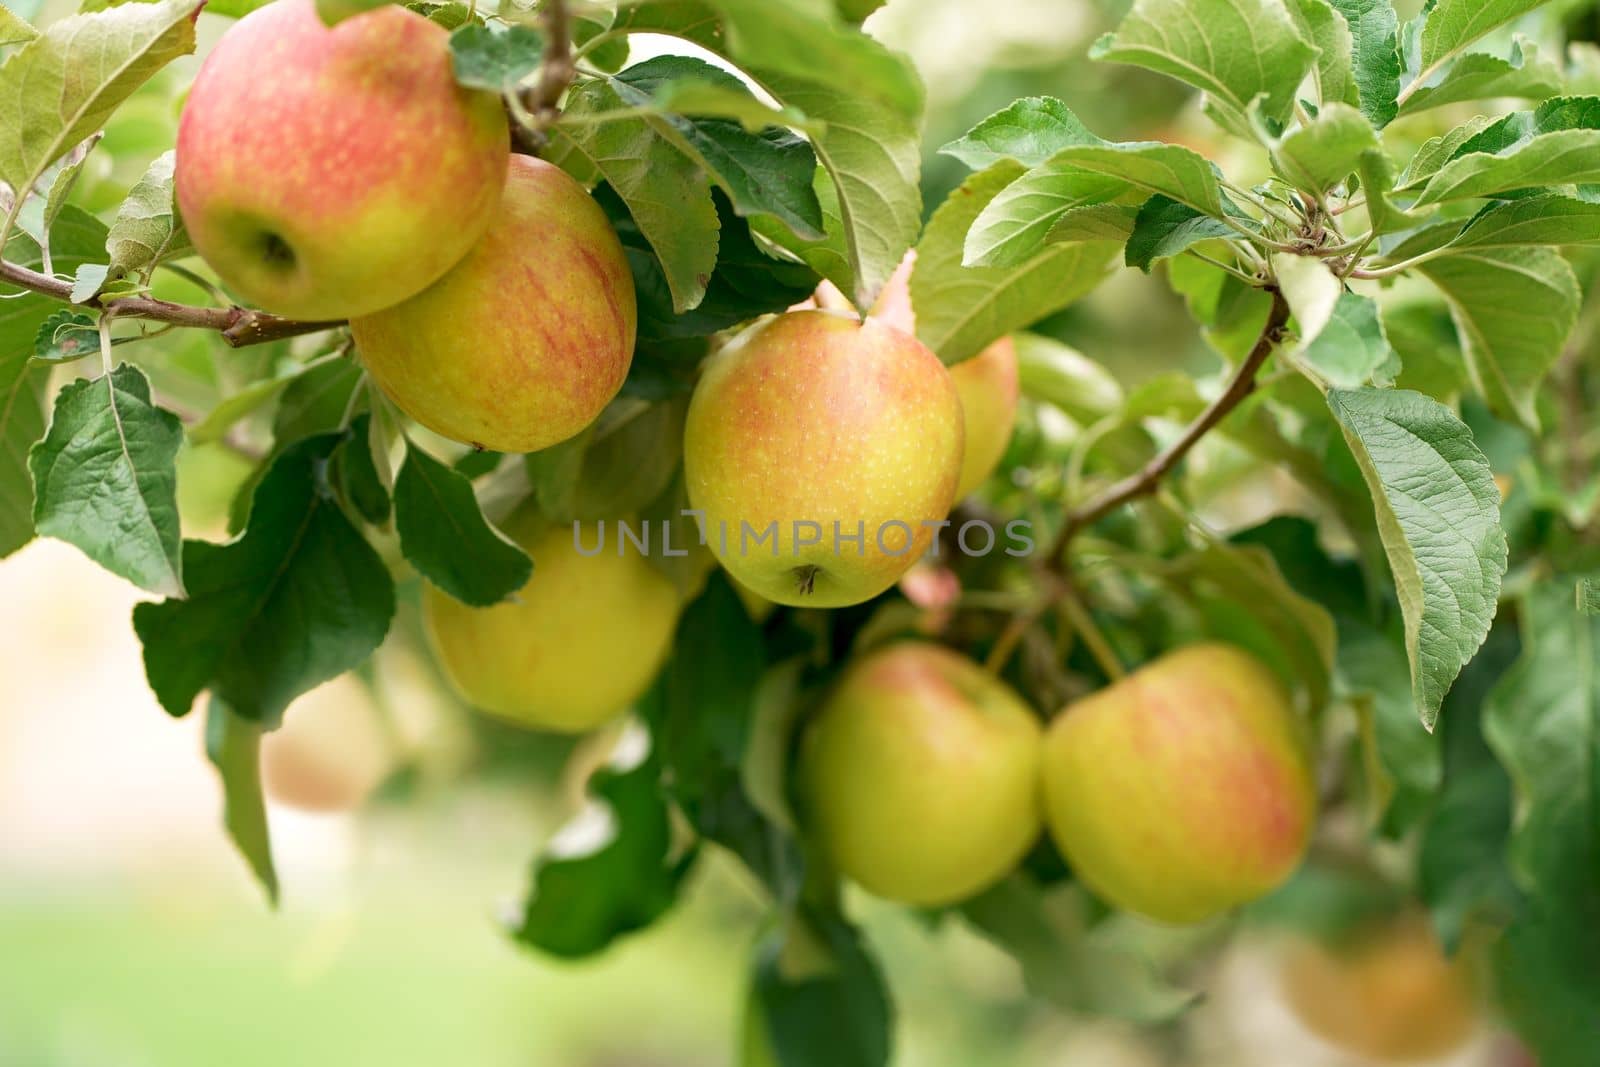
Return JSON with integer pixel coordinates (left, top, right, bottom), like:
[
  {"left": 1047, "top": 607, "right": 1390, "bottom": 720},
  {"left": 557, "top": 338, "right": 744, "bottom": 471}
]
[
  {"left": 0, "top": 258, "right": 340, "bottom": 348},
  {"left": 1046, "top": 285, "right": 1292, "bottom": 565},
  {"left": 512, "top": 0, "right": 576, "bottom": 151}
]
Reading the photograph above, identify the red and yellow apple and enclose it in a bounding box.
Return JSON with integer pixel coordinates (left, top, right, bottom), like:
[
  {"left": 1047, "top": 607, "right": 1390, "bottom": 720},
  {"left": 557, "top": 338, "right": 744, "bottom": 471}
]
[
  {"left": 351, "top": 155, "right": 636, "bottom": 453},
  {"left": 683, "top": 310, "right": 963, "bottom": 608},
  {"left": 798, "top": 642, "right": 1042, "bottom": 905},
  {"left": 869, "top": 252, "right": 1021, "bottom": 499},
  {"left": 1042, "top": 643, "right": 1316, "bottom": 923},
  {"left": 261, "top": 673, "right": 394, "bottom": 813},
  {"left": 424, "top": 516, "right": 679, "bottom": 733},
  {"left": 176, "top": 0, "right": 509, "bottom": 320},
  {"left": 1280, "top": 913, "right": 1480, "bottom": 1061}
]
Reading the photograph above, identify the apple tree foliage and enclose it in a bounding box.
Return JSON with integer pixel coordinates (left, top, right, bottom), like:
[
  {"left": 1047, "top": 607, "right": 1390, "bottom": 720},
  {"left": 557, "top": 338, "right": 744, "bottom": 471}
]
[{"left": 2, "top": 0, "right": 1600, "bottom": 1061}]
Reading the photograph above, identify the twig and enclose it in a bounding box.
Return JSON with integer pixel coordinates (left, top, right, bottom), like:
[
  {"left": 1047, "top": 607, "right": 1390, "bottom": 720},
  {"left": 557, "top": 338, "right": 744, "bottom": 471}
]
[
  {"left": 1046, "top": 285, "right": 1292, "bottom": 563},
  {"left": 0, "top": 257, "right": 339, "bottom": 347},
  {"left": 513, "top": 0, "right": 576, "bottom": 151}
]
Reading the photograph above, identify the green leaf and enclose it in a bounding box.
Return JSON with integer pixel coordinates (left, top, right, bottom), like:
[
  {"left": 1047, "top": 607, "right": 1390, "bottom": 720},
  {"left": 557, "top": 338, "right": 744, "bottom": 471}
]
[
  {"left": 271, "top": 357, "right": 365, "bottom": 445},
  {"left": 611, "top": 57, "right": 823, "bottom": 239},
  {"left": 1272, "top": 252, "right": 1342, "bottom": 346},
  {"left": 206, "top": 0, "right": 274, "bottom": 17},
  {"left": 1124, "top": 195, "right": 1236, "bottom": 272},
  {"left": 69, "top": 263, "right": 109, "bottom": 304},
  {"left": 754, "top": 71, "right": 920, "bottom": 307},
  {"left": 1399, "top": 113, "right": 1495, "bottom": 187},
  {"left": 601, "top": 186, "right": 816, "bottom": 344},
  {"left": 32, "top": 132, "right": 100, "bottom": 254},
  {"left": 0, "top": 0, "right": 201, "bottom": 209},
  {"left": 205, "top": 697, "right": 278, "bottom": 905},
  {"left": 105, "top": 149, "right": 188, "bottom": 284},
  {"left": 548, "top": 77, "right": 720, "bottom": 314},
  {"left": 1415, "top": 246, "right": 1580, "bottom": 429},
  {"left": 1327, "top": 387, "right": 1507, "bottom": 729},
  {"left": 963, "top": 157, "right": 1126, "bottom": 267},
  {"left": 1012, "top": 332, "right": 1124, "bottom": 424},
  {"left": 1089, "top": 0, "right": 1316, "bottom": 137},
  {"left": 1295, "top": 291, "right": 1398, "bottom": 389},
  {"left": 1416, "top": 626, "right": 1520, "bottom": 945},
  {"left": 512, "top": 740, "right": 694, "bottom": 959},
  {"left": 0, "top": 4, "right": 38, "bottom": 46},
  {"left": 963, "top": 876, "right": 1197, "bottom": 1022},
  {"left": 447, "top": 22, "right": 541, "bottom": 93},
  {"left": 744, "top": 908, "right": 893, "bottom": 1067},
  {"left": 187, "top": 354, "right": 341, "bottom": 447},
  {"left": 1355, "top": 148, "right": 1432, "bottom": 235},
  {"left": 710, "top": 0, "right": 919, "bottom": 116},
  {"left": 0, "top": 208, "right": 108, "bottom": 558},
  {"left": 32, "top": 309, "right": 97, "bottom": 363},
  {"left": 1038, "top": 142, "right": 1225, "bottom": 217},
  {"left": 1412, "top": 0, "right": 1547, "bottom": 83},
  {"left": 393, "top": 442, "right": 531, "bottom": 607},
  {"left": 611, "top": 0, "right": 724, "bottom": 52},
  {"left": 1448, "top": 195, "right": 1600, "bottom": 250},
  {"left": 133, "top": 434, "right": 396, "bottom": 724},
  {"left": 1329, "top": 0, "right": 1401, "bottom": 127},
  {"left": 1045, "top": 203, "right": 1140, "bottom": 245},
  {"left": 1273, "top": 102, "right": 1378, "bottom": 195},
  {"left": 1484, "top": 583, "right": 1599, "bottom": 897},
  {"left": 939, "top": 96, "right": 1103, "bottom": 171},
  {"left": 650, "top": 78, "right": 815, "bottom": 135},
  {"left": 1288, "top": 0, "right": 1357, "bottom": 111},
  {"left": 329, "top": 416, "right": 389, "bottom": 524},
  {"left": 1398, "top": 36, "right": 1561, "bottom": 116},
  {"left": 911, "top": 161, "right": 1117, "bottom": 365},
  {"left": 1409, "top": 97, "right": 1600, "bottom": 206},
  {"left": 30, "top": 362, "right": 184, "bottom": 596}
]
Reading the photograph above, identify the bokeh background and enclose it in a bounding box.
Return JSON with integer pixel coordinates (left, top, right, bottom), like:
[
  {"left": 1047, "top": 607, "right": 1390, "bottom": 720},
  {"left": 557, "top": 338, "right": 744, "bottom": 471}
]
[{"left": 3, "top": 0, "right": 1594, "bottom": 1062}]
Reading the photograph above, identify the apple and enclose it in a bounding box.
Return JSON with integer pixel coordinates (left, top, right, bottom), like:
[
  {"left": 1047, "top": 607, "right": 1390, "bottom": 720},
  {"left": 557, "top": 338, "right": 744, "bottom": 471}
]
[
  {"left": 868, "top": 252, "right": 1021, "bottom": 500},
  {"left": 1281, "top": 913, "right": 1480, "bottom": 1061},
  {"left": 798, "top": 642, "right": 1043, "bottom": 905},
  {"left": 350, "top": 155, "right": 637, "bottom": 453},
  {"left": 1042, "top": 642, "right": 1316, "bottom": 923},
  {"left": 260, "top": 673, "right": 394, "bottom": 813},
  {"left": 424, "top": 515, "right": 680, "bottom": 733},
  {"left": 175, "top": 0, "right": 509, "bottom": 320},
  {"left": 683, "top": 310, "right": 963, "bottom": 608}
]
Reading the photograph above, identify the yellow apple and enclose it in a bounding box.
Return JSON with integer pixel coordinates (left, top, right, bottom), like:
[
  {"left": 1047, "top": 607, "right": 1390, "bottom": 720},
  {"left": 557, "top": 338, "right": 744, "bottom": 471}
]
[
  {"left": 176, "top": 0, "right": 509, "bottom": 320},
  {"left": 1042, "top": 643, "right": 1316, "bottom": 923},
  {"left": 260, "top": 673, "right": 394, "bottom": 813},
  {"left": 683, "top": 311, "right": 963, "bottom": 608},
  {"left": 1281, "top": 913, "right": 1480, "bottom": 1061},
  {"left": 424, "top": 516, "right": 680, "bottom": 732},
  {"left": 798, "top": 642, "right": 1043, "bottom": 905},
  {"left": 351, "top": 155, "right": 636, "bottom": 453}
]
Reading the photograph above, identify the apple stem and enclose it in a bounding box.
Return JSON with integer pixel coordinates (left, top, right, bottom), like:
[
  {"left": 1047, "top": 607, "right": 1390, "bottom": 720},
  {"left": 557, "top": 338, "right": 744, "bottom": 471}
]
[{"left": 0, "top": 256, "right": 342, "bottom": 348}]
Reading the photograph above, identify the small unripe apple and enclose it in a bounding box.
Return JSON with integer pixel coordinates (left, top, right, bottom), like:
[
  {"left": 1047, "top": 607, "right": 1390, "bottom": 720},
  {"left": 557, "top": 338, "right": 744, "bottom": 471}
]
[
  {"left": 1042, "top": 643, "right": 1315, "bottom": 923},
  {"left": 683, "top": 311, "right": 963, "bottom": 608},
  {"left": 261, "top": 674, "right": 394, "bottom": 813},
  {"left": 424, "top": 517, "right": 680, "bottom": 733},
  {"left": 1280, "top": 913, "right": 1480, "bottom": 1061},
  {"left": 176, "top": 0, "right": 509, "bottom": 319},
  {"left": 798, "top": 642, "right": 1043, "bottom": 905},
  {"left": 351, "top": 155, "right": 637, "bottom": 453},
  {"left": 868, "top": 252, "right": 1021, "bottom": 499}
]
